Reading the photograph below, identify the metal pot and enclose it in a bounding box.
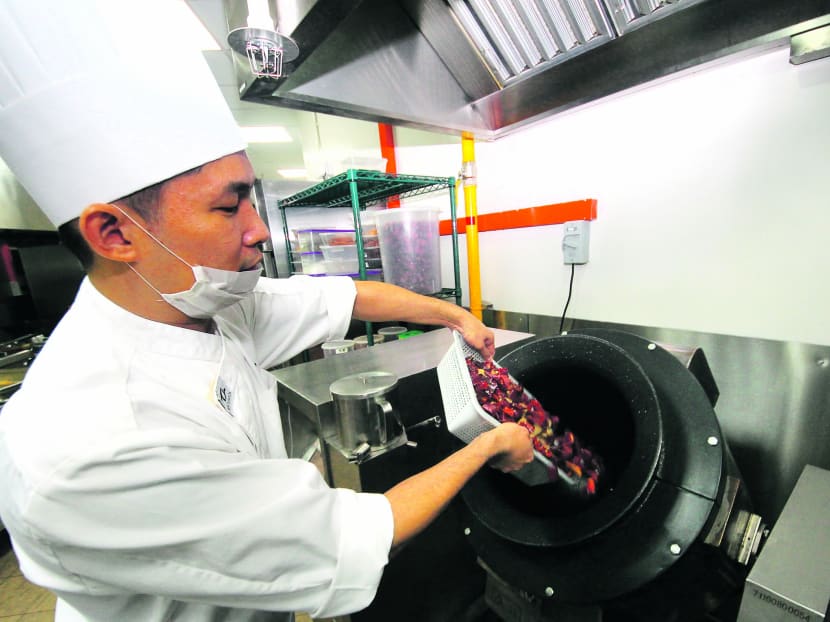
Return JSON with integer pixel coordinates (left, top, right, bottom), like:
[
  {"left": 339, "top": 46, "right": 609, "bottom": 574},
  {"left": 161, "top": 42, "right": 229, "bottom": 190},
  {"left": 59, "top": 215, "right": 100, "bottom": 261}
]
[{"left": 330, "top": 371, "right": 402, "bottom": 451}]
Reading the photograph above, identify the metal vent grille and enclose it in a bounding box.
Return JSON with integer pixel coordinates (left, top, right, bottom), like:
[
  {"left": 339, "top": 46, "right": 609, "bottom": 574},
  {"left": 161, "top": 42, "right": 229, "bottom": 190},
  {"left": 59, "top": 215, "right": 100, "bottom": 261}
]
[
  {"left": 448, "top": 0, "right": 702, "bottom": 84},
  {"left": 603, "top": 0, "right": 706, "bottom": 35}
]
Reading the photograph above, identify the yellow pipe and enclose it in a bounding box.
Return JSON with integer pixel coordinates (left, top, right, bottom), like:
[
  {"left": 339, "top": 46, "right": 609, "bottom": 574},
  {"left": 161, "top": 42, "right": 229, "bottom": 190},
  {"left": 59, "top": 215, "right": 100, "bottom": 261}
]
[{"left": 461, "top": 132, "right": 483, "bottom": 320}]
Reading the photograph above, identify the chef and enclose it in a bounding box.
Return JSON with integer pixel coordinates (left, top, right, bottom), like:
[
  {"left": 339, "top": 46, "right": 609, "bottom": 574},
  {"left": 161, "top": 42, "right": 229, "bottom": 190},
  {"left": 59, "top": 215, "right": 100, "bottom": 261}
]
[{"left": 0, "top": 2, "right": 533, "bottom": 621}]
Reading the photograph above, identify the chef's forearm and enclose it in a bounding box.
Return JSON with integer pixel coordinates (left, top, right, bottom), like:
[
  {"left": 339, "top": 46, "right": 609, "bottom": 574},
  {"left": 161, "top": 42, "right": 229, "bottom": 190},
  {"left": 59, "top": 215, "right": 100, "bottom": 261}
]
[
  {"left": 383, "top": 432, "right": 497, "bottom": 548},
  {"left": 352, "top": 281, "right": 466, "bottom": 329}
]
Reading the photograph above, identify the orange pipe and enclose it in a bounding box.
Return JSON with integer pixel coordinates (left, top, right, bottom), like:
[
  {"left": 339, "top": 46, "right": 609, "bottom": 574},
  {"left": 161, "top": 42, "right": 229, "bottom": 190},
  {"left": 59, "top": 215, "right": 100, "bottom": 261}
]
[
  {"left": 440, "top": 199, "right": 597, "bottom": 235},
  {"left": 461, "top": 132, "right": 483, "bottom": 320},
  {"left": 377, "top": 123, "right": 400, "bottom": 208}
]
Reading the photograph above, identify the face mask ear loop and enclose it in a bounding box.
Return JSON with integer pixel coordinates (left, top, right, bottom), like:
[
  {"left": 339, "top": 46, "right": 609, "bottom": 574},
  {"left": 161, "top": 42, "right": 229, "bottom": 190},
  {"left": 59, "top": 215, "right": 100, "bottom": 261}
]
[
  {"left": 125, "top": 263, "right": 165, "bottom": 302},
  {"left": 109, "top": 203, "right": 193, "bottom": 270}
]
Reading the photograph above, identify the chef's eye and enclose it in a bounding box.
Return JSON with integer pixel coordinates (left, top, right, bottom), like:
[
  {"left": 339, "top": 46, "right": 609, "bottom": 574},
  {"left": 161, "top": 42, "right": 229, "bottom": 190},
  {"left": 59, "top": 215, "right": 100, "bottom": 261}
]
[{"left": 216, "top": 205, "right": 239, "bottom": 214}]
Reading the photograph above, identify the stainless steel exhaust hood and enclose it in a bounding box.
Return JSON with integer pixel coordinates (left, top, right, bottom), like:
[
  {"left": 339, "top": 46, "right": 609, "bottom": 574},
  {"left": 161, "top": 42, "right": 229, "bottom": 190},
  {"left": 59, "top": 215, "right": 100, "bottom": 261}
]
[{"left": 217, "top": 0, "right": 830, "bottom": 139}]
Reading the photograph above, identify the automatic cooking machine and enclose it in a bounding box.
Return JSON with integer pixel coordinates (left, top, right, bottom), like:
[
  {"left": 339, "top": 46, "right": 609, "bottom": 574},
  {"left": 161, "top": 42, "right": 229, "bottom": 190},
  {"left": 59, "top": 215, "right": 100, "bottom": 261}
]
[
  {"left": 455, "top": 328, "right": 764, "bottom": 622},
  {"left": 272, "top": 327, "right": 766, "bottom": 622}
]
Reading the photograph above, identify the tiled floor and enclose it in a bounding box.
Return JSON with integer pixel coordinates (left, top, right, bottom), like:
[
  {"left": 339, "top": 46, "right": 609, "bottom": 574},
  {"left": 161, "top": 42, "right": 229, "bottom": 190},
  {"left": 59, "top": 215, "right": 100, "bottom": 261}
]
[{"left": 0, "top": 533, "right": 56, "bottom": 621}]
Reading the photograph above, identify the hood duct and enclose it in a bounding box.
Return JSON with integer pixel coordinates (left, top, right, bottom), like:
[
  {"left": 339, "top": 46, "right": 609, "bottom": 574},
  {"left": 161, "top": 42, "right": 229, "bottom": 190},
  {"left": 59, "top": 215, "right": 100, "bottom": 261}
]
[{"left": 216, "top": 0, "right": 830, "bottom": 138}]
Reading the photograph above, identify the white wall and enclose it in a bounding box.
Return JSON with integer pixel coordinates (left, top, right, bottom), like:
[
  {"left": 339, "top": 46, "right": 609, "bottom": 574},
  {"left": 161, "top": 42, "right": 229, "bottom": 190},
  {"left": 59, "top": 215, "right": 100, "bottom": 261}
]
[{"left": 395, "top": 45, "right": 830, "bottom": 347}]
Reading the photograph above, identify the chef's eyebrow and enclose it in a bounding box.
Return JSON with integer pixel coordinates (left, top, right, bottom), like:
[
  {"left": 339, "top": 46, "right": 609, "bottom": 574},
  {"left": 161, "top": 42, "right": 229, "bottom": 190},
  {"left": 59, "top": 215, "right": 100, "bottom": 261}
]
[{"left": 224, "top": 180, "right": 255, "bottom": 197}]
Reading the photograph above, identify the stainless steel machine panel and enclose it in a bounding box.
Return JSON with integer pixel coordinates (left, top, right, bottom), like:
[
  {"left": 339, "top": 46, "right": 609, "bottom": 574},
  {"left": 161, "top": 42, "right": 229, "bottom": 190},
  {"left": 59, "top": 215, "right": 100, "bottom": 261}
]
[{"left": 737, "top": 465, "right": 830, "bottom": 622}]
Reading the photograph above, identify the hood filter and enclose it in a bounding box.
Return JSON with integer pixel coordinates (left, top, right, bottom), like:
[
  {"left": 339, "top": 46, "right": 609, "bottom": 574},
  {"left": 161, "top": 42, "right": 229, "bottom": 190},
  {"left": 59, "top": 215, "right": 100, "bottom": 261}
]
[{"left": 448, "top": 0, "right": 702, "bottom": 85}]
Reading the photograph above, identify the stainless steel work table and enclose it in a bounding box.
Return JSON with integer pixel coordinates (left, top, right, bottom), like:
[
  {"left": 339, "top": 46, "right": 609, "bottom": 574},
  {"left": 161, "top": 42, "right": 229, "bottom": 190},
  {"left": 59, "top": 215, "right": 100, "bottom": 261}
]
[{"left": 271, "top": 326, "right": 533, "bottom": 457}]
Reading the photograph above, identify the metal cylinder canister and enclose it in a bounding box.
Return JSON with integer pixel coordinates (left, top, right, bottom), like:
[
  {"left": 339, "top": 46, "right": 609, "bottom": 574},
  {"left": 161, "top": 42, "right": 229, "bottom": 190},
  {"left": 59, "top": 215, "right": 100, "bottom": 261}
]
[{"left": 330, "top": 371, "right": 401, "bottom": 451}]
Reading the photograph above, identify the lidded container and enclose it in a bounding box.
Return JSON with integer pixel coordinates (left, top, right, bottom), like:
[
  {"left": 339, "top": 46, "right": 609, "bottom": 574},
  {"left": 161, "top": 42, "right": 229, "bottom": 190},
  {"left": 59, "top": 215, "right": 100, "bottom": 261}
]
[
  {"left": 330, "top": 371, "right": 403, "bottom": 451},
  {"left": 373, "top": 206, "right": 442, "bottom": 295},
  {"left": 353, "top": 334, "right": 385, "bottom": 349},
  {"left": 378, "top": 326, "right": 407, "bottom": 339},
  {"left": 321, "top": 339, "right": 355, "bottom": 358}
]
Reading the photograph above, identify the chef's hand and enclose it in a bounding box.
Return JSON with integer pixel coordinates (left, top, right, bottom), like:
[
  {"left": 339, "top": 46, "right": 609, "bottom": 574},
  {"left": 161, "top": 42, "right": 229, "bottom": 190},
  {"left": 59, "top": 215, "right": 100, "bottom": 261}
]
[
  {"left": 483, "top": 422, "right": 535, "bottom": 473},
  {"left": 457, "top": 313, "right": 496, "bottom": 360}
]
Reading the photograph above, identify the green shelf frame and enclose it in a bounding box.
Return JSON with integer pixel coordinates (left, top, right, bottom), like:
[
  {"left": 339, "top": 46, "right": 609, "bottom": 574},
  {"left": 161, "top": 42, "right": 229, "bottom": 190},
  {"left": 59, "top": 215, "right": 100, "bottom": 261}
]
[
  {"left": 278, "top": 169, "right": 456, "bottom": 209},
  {"left": 277, "top": 169, "right": 463, "bottom": 346}
]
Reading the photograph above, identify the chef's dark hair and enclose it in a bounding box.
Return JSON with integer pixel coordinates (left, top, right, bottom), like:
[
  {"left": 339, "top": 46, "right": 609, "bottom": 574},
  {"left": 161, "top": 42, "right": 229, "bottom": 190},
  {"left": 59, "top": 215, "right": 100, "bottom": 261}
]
[{"left": 57, "top": 164, "right": 202, "bottom": 270}]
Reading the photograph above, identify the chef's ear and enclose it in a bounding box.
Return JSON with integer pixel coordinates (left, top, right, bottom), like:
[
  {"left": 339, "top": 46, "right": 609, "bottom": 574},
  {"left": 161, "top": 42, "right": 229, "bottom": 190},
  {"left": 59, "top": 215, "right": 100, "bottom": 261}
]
[{"left": 78, "top": 203, "right": 143, "bottom": 263}]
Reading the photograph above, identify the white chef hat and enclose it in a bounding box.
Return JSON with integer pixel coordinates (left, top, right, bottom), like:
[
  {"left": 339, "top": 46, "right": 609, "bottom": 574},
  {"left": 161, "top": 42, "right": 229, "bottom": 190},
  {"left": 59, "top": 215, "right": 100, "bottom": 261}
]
[{"left": 0, "top": 0, "right": 245, "bottom": 227}]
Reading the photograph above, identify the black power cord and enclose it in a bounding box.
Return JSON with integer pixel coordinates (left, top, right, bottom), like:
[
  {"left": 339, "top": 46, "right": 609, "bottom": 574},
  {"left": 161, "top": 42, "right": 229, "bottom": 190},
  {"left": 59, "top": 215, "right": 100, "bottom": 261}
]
[{"left": 559, "top": 263, "right": 576, "bottom": 334}]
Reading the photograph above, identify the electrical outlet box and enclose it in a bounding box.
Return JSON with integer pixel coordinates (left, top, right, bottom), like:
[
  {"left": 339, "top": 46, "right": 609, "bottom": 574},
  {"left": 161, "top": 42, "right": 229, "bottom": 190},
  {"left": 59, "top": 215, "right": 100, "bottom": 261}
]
[{"left": 562, "top": 220, "right": 590, "bottom": 264}]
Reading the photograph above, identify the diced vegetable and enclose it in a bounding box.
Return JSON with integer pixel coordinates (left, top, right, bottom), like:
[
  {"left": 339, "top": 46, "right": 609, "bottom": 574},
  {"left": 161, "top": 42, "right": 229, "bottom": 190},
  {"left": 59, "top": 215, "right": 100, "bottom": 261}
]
[{"left": 466, "top": 357, "right": 602, "bottom": 494}]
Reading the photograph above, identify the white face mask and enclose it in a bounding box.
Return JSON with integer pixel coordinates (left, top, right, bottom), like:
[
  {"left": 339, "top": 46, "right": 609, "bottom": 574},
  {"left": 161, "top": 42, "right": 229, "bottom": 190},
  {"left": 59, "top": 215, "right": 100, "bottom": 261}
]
[{"left": 113, "top": 205, "right": 262, "bottom": 319}]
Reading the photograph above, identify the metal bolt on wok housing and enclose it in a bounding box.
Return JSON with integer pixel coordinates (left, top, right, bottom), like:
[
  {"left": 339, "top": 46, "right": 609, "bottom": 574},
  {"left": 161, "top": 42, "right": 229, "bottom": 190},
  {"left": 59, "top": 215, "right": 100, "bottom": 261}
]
[{"left": 463, "top": 527, "right": 558, "bottom": 598}]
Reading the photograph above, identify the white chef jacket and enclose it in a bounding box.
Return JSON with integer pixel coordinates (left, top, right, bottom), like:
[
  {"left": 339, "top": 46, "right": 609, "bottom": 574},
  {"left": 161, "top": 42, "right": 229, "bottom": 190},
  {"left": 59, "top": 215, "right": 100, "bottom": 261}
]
[{"left": 0, "top": 275, "right": 395, "bottom": 622}]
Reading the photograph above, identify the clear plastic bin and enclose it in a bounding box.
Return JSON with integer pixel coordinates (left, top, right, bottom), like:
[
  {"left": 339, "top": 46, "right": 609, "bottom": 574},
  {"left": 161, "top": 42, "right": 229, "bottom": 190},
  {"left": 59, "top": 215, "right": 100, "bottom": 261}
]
[
  {"left": 320, "top": 245, "right": 359, "bottom": 275},
  {"left": 364, "top": 245, "right": 382, "bottom": 269},
  {"left": 319, "top": 230, "right": 356, "bottom": 246},
  {"left": 294, "top": 228, "right": 354, "bottom": 253},
  {"left": 299, "top": 251, "right": 325, "bottom": 275},
  {"left": 374, "top": 207, "right": 441, "bottom": 295}
]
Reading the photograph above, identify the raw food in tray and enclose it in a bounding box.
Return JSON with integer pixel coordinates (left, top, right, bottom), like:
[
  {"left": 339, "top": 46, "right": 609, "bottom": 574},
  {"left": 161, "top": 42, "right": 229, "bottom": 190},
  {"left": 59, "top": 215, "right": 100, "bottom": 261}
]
[{"left": 465, "top": 357, "right": 602, "bottom": 495}]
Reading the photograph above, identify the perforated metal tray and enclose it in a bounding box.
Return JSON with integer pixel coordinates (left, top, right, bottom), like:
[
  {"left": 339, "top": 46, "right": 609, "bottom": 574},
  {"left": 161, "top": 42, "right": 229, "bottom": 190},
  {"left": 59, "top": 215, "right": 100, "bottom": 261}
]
[{"left": 437, "top": 331, "right": 570, "bottom": 487}]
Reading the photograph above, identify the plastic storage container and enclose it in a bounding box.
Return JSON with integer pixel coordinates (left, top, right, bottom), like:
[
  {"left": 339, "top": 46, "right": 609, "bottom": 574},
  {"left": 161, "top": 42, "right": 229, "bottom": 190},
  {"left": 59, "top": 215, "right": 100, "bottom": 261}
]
[
  {"left": 373, "top": 207, "right": 441, "bottom": 295},
  {"left": 320, "top": 245, "right": 359, "bottom": 275},
  {"left": 378, "top": 326, "right": 407, "bottom": 339},
  {"left": 319, "top": 230, "right": 357, "bottom": 246},
  {"left": 293, "top": 229, "right": 324, "bottom": 253},
  {"left": 321, "top": 339, "right": 355, "bottom": 358},
  {"left": 363, "top": 241, "right": 382, "bottom": 269},
  {"left": 299, "top": 251, "right": 325, "bottom": 275},
  {"left": 294, "top": 228, "right": 358, "bottom": 252},
  {"left": 353, "top": 334, "right": 385, "bottom": 349}
]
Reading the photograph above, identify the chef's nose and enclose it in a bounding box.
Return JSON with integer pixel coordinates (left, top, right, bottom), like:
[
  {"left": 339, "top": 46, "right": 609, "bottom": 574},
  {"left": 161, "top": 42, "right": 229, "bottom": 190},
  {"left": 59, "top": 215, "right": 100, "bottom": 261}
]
[{"left": 242, "top": 201, "right": 271, "bottom": 247}]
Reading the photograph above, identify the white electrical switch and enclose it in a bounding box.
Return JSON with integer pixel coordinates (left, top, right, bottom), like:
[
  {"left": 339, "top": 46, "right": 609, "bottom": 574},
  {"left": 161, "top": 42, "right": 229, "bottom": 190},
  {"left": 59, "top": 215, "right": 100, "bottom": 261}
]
[{"left": 562, "top": 220, "right": 590, "bottom": 264}]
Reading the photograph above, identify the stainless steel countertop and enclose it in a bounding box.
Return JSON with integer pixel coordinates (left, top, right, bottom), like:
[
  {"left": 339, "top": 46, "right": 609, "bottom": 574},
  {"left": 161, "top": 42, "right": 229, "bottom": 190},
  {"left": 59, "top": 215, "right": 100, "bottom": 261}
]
[{"left": 271, "top": 327, "right": 533, "bottom": 430}]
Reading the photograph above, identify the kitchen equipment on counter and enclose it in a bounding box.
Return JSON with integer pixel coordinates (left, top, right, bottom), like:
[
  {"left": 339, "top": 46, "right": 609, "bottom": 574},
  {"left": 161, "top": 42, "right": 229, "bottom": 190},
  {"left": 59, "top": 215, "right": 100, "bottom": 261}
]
[
  {"left": 353, "top": 334, "right": 385, "bottom": 349},
  {"left": 272, "top": 327, "right": 765, "bottom": 622},
  {"left": 737, "top": 464, "right": 830, "bottom": 622},
  {"left": 321, "top": 339, "right": 355, "bottom": 358},
  {"left": 330, "top": 370, "right": 406, "bottom": 463},
  {"left": 460, "top": 328, "right": 764, "bottom": 622},
  {"left": 377, "top": 325, "right": 407, "bottom": 339}
]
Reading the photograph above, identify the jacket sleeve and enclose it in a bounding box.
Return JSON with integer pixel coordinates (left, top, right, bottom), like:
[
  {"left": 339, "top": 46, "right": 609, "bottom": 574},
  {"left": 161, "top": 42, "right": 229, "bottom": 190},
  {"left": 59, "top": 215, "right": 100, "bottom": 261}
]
[{"left": 220, "top": 275, "right": 357, "bottom": 369}]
